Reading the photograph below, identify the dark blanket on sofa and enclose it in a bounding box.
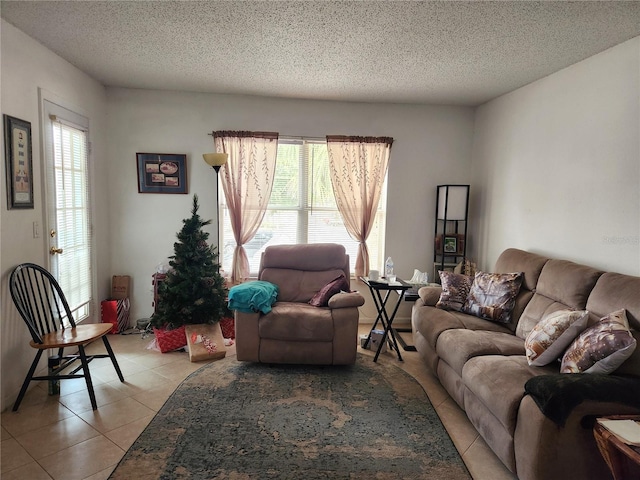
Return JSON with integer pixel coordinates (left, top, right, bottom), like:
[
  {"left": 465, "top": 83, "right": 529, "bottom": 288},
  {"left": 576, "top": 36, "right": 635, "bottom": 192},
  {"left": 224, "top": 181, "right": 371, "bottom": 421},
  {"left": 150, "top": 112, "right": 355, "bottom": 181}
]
[{"left": 525, "top": 373, "right": 640, "bottom": 427}]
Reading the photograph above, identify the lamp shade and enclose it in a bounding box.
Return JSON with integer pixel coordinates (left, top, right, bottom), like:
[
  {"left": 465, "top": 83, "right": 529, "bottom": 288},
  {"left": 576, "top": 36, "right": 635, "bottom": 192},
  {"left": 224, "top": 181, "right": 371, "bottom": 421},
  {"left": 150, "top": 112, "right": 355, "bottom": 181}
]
[
  {"left": 203, "top": 153, "right": 228, "bottom": 168},
  {"left": 437, "top": 185, "right": 469, "bottom": 220}
]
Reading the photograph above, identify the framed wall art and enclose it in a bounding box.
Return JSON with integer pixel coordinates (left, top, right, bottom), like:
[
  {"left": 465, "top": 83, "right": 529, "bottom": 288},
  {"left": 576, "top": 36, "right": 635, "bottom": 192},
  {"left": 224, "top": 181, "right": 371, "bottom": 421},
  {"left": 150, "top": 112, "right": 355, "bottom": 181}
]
[
  {"left": 443, "top": 236, "right": 458, "bottom": 253},
  {"left": 4, "top": 115, "right": 34, "bottom": 209},
  {"left": 136, "top": 153, "right": 188, "bottom": 194}
]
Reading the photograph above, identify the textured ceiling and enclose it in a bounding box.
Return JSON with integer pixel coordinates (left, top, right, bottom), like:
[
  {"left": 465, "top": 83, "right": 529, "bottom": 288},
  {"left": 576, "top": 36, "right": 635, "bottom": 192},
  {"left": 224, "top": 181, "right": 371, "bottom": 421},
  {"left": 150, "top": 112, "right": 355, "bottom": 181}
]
[{"left": 2, "top": 1, "right": 640, "bottom": 106}]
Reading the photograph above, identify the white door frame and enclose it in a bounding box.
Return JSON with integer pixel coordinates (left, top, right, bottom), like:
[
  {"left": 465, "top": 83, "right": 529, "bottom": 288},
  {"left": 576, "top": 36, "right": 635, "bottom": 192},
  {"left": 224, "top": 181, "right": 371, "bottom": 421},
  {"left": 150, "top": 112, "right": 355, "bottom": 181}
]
[{"left": 39, "top": 89, "right": 97, "bottom": 322}]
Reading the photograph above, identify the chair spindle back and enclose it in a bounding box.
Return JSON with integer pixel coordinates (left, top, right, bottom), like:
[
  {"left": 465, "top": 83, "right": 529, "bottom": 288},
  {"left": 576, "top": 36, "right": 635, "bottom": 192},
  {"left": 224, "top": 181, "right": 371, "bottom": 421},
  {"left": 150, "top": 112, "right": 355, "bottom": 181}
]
[{"left": 9, "top": 263, "right": 76, "bottom": 344}]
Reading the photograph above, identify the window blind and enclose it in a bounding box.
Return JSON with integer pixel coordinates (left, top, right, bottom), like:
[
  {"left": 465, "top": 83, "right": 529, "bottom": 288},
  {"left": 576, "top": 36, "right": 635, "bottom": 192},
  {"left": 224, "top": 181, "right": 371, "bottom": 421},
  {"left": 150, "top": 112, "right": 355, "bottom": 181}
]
[{"left": 51, "top": 118, "right": 92, "bottom": 321}]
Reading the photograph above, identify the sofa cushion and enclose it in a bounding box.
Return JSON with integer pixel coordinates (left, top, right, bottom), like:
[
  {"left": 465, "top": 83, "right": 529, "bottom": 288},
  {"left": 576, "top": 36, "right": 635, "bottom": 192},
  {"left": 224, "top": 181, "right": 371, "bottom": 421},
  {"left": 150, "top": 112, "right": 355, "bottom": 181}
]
[
  {"left": 258, "top": 302, "right": 334, "bottom": 342},
  {"left": 261, "top": 268, "right": 345, "bottom": 303},
  {"left": 493, "top": 249, "right": 549, "bottom": 333},
  {"left": 463, "top": 271, "right": 523, "bottom": 324},
  {"left": 309, "top": 274, "right": 350, "bottom": 307},
  {"left": 525, "top": 309, "right": 589, "bottom": 366},
  {"left": 561, "top": 309, "right": 637, "bottom": 374},
  {"left": 437, "top": 329, "right": 525, "bottom": 376},
  {"left": 586, "top": 272, "right": 640, "bottom": 329},
  {"left": 586, "top": 272, "right": 640, "bottom": 378},
  {"left": 515, "top": 259, "right": 603, "bottom": 339},
  {"left": 436, "top": 271, "right": 472, "bottom": 311},
  {"left": 494, "top": 248, "right": 548, "bottom": 292},
  {"left": 462, "top": 355, "right": 557, "bottom": 435},
  {"left": 414, "top": 307, "right": 513, "bottom": 350}
]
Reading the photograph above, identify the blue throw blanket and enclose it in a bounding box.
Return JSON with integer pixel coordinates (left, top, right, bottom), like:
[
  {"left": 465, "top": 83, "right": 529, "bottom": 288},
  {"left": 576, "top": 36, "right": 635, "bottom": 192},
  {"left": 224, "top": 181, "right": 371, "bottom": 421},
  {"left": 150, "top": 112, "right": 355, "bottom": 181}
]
[{"left": 228, "top": 281, "right": 279, "bottom": 314}]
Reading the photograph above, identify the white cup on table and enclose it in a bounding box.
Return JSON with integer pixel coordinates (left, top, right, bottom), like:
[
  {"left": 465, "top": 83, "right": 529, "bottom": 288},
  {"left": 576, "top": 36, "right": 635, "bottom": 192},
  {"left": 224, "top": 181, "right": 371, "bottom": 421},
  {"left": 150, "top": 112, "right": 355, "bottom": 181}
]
[{"left": 369, "top": 269, "right": 379, "bottom": 281}]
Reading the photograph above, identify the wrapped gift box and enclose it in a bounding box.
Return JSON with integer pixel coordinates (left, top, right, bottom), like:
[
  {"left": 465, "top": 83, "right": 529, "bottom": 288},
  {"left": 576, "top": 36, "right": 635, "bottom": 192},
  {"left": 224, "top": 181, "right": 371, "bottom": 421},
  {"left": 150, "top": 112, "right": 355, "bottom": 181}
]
[
  {"left": 185, "top": 323, "right": 227, "bottom": 362},
  {"left": 153, "top": 325, "right": 187, "bottom": 353}
]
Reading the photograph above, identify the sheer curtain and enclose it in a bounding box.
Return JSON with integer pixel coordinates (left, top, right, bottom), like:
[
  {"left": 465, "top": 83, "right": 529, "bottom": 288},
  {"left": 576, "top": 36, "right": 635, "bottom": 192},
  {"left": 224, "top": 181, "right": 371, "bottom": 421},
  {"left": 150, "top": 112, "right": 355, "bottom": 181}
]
[
  {"left": 213, "top": 131, "right": 279, "bottom": 282},
  {"left": 326, "top": 136, "right": 393, "bottom": 277}
]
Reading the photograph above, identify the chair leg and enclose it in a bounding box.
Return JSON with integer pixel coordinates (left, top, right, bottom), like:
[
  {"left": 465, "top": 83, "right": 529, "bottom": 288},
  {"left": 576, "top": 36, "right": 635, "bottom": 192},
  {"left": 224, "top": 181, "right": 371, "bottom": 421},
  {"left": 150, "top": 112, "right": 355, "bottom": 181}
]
[
  {"left": 77, "top": 345, "right": 98, "bottom": 410},
  {"left": 102, "top": 336, "right": 124, "bottom": 382},
  {"left": 13, "top": 350, "right": 44, "bottom": 412}
]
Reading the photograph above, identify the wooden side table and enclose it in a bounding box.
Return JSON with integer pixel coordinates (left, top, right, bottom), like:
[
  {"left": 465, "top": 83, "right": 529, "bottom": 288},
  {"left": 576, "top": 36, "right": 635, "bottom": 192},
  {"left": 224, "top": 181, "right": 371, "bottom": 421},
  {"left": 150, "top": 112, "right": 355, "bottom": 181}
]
[{"left": 594, "top": 415, "right": 640, "bottom": 480}]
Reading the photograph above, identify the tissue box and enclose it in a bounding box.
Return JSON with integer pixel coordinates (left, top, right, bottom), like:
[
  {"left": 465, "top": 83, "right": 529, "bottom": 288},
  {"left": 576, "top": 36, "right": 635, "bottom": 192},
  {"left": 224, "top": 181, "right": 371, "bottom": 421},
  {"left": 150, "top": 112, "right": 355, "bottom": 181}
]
[{"left": 361, "top": 329, "right": 387, "bottom": 353}]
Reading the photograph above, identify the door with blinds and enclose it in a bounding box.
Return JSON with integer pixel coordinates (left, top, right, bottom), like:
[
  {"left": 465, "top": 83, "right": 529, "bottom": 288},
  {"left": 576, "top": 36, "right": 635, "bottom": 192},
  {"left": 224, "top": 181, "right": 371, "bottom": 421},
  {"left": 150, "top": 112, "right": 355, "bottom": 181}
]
[{"left": 42, "top": 100, "right": 94, "bottom": 324}]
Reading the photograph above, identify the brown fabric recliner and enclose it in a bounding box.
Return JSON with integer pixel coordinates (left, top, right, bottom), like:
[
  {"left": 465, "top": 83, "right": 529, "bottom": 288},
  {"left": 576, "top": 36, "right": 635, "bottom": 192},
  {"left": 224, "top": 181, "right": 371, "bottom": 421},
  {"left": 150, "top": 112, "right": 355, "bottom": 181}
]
[{"left": 234, "top": 243, "right": 365, "bottom": 365}]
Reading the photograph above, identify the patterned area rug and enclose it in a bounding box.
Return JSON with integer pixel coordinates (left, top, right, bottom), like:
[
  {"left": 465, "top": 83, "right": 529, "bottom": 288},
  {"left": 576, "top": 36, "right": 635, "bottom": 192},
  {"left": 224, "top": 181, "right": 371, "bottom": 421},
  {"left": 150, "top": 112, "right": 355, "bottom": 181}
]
[{"left": 110, "top": 354, "right": 470, "bottom": 479}]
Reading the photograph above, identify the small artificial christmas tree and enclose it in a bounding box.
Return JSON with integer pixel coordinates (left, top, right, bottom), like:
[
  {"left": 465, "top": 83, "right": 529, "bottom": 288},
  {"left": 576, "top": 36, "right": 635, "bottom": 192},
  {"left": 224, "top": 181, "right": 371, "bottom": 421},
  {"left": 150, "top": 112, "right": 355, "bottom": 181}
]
[{"left": 151, "top": 195, "right": 230, "bottom": 330}]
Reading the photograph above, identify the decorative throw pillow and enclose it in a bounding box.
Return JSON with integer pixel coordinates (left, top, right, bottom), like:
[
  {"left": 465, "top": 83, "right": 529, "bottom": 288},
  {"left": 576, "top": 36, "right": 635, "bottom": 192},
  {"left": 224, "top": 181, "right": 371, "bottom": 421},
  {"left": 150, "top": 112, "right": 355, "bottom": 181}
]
[
  {"left": 463, "top": 271, "right": 523, "bottom": 323},
  {"left": 436, "top": 271, "right": 473, "bottom": 311},
  {"left": 309, "top": 274, "right": 351, "bottom": 307},
  {"left": 560, "top": 309, "right": 637, "bottom": 374},
  {"left": 525, "top": 309, "right": 589, "bottom": 366}
]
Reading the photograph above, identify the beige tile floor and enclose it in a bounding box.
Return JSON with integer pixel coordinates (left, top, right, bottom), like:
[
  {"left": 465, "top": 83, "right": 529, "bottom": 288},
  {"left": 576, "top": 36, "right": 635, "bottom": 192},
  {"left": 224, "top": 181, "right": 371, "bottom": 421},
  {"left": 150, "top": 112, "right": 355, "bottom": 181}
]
[{"left": 1, "top": 326, "right": 516, "bottom": 480}]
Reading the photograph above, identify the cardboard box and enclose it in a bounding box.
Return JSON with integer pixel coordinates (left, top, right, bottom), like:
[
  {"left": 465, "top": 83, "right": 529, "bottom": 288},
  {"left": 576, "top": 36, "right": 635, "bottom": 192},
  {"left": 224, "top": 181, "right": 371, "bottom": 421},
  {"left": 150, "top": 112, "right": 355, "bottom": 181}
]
[
  {"left": 112, "top": 275, "right": 131, "bottom": 299},
  {"left": 184, "top": 324, "right": 227, "bottom": 362}
]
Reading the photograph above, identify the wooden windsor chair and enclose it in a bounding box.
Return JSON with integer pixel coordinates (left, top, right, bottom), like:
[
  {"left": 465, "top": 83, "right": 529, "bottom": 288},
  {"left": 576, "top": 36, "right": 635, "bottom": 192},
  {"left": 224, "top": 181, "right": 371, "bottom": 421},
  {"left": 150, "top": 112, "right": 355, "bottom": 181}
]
[{"left": 9, "top": 263, "right": 124, "bottom": 411}]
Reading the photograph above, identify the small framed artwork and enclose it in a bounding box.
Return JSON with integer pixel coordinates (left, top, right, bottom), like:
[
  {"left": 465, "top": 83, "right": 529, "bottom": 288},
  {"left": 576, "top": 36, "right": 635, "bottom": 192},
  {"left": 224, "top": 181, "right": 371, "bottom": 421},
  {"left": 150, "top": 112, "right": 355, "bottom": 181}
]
[
  {"left": 4, "top": 115, "right": 34, "bottom": 209},
  {"left": 136, "top": 153, "right": 188, "bottom": 194},
  {"left": 443, "top": 236, "right": 457, "bottom": 253}
]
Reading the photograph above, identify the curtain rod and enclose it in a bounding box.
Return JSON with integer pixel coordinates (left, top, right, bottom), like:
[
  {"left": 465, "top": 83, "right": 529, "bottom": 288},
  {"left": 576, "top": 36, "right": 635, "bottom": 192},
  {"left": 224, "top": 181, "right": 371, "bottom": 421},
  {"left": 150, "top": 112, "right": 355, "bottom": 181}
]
[{"left": 207, "top": 132, "right": 325, "bottom": 141}]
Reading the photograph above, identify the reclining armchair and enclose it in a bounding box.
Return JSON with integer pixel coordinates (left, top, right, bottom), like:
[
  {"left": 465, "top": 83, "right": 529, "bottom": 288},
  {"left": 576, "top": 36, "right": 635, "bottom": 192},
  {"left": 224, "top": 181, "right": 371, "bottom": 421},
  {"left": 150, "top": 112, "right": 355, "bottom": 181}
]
[{"left": 233, "top": 243, "right": 365, "bottom": 365}]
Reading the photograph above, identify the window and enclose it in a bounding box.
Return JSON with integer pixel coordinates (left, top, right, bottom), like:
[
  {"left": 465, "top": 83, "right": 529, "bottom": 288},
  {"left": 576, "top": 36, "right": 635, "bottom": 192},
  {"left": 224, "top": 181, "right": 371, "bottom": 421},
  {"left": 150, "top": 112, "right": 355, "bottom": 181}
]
[
  {"left": 43, "top": 100, "right": 94, "bottom": 323},
  {"left": 220, "top": 138, "right": 386, "bottom": 276}
]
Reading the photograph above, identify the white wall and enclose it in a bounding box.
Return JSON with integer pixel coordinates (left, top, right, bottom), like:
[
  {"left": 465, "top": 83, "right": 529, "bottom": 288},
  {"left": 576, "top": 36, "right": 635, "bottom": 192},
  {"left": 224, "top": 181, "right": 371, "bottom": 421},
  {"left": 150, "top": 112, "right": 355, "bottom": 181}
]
[
  {"left": 0, "top": 20, "right": 109, "bottom": 410},
  {"left": 470, "top": 37, "right": 640, "bottom": 275},
  {"left": 106, "top": 89, "right": 475, "bottom": 323}
]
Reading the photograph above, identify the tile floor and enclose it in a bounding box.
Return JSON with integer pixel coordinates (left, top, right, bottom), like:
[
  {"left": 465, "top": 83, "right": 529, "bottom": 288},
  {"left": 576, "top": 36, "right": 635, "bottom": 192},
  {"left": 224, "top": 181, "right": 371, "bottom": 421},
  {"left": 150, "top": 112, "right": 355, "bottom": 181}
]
[{"left": 1, "top": 326, "right": 516, "bottom": 480}]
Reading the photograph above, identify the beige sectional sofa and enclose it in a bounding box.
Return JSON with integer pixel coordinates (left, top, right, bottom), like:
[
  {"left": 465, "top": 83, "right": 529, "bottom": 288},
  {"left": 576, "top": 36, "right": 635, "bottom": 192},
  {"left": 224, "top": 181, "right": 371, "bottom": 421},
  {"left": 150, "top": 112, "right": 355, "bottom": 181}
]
[{"left": 411, "top": 248, "right": 640, "bottom": 480}]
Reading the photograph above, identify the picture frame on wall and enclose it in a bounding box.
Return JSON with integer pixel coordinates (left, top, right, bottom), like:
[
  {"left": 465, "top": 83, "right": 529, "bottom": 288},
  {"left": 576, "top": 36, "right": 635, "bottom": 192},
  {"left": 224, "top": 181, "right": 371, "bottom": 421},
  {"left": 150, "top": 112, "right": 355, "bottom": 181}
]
[
  {"left": 136, "top": 153, "right": 188, "bottom": 194},
  {"left": 443, "top": 236, "right": 457, "bottom": 253},
  {"left": 4, "top": 115, "right": 34, "bottom": 209}
]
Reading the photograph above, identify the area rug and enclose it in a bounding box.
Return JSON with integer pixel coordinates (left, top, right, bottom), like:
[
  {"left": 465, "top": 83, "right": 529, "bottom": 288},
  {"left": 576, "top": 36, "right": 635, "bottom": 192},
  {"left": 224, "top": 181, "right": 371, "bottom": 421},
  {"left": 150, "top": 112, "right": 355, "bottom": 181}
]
[{"left": 110, "top": 354, "right": 470, "bottom": 479}]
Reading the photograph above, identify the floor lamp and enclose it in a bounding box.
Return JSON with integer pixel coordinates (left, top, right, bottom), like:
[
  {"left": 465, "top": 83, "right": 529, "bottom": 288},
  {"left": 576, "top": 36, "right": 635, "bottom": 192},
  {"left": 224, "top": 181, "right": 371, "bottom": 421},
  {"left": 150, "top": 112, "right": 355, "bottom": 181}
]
[{"left": 202, "top": 153, "right": 228, "bottom": 248}]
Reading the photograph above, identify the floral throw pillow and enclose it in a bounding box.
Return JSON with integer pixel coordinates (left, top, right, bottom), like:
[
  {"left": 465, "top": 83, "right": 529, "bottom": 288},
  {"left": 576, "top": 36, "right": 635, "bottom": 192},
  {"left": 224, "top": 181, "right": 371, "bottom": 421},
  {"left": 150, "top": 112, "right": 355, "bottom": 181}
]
[
  {"left": 560, "top": 309, "right": 637, "bottom": 374},
  {"left": 309, "top": 274, "right": 351, "bottom": 307},
  {"left": 463, "top": 271, "right": 523, "bottom": 324},
  {"left": 436, "top": 271, "right": 473, "bottom": 311},
  {"left": 525, "top": 309, "right": 589, "bottom": 366}
]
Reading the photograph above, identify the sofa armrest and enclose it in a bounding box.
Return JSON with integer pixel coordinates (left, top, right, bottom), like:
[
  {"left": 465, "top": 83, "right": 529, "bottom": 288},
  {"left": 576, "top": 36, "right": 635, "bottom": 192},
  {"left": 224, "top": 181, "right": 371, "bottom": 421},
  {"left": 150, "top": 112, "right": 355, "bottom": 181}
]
[
  {"left": 234, "top": 310, "right": 261, "bottom": 362},
  {"left": 524, "top": 373, "right": 640, "bottom": 427},
  {"left": 417, "top": 286, "right": 442, "bottom": 306},
  {"left": 328, "top": 291, "right": 365, "bottom": 309}
]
